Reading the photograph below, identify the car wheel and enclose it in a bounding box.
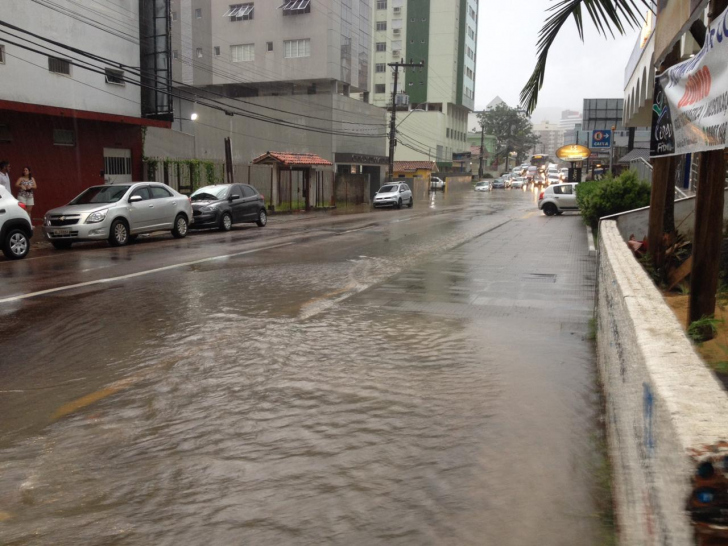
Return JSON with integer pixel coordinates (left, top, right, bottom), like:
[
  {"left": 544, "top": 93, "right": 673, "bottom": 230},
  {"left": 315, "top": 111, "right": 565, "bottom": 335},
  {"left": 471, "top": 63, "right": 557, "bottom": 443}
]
[
  {"left": 109, "top": 219, "right": 130, "bottom": 246},
  {"left": 543, "top": 204, "right": 557, "bottom": 216},
  {"left": 256, "top": 209, "right": 267, "bottom": 227},
  {"left": 220, "top": 212, "right": 233, "bottom": 231},
  {"left": 408, "top": 196, "right": 413, "bottom": 208},
  {"left": 51, "top": 240, "right": 72, "bottom": 250},
  {"left": 172, "top": 214, "right": 188, "bottom": 238},
  {"left": 3, "top": 229, "right": 30, "bottom": 259},
  {"left": 397, "top": 198, "right": 402, "bottom": 209}
]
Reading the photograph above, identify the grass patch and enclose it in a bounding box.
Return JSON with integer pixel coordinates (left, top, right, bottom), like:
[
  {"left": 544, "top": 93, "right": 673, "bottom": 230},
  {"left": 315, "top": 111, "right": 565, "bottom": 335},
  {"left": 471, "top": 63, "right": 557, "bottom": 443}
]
[{"left": 687, "top": 315, "right": 723, "bottom": 343}]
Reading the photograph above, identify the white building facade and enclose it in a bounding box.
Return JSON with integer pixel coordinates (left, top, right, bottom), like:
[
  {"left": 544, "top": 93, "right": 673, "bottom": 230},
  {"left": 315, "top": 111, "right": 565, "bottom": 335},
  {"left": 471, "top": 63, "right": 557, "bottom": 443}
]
[{"left": 370, "top": 0, "right": 479, "bottom": 164}]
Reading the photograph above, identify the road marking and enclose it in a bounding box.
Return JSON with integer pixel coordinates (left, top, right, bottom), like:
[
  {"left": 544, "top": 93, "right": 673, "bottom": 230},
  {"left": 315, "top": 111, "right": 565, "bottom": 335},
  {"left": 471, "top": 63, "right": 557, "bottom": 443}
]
[
  {"left": 520, "top": 211, "right": 539, "bottom": 219},
  {"left": 0, "top": 242, "right": 292, "bottom": 304}
]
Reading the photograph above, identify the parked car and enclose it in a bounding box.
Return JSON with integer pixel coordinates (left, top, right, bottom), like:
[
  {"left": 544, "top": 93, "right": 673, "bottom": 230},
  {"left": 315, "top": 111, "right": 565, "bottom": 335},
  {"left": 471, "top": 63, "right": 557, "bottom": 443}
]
[
  {"left": 373, "top": 182, "right": 413, "bottom": 208},
  {"left": 474, "top": 180, "right": 491, "bottom": 192},
  {"left": 537, "top": 182, "right": 579, "bottom": 216},
  {"left": 492, "top": 178, "right": 506, "bottom": 189},
  {"left": 190, "top": 184, "right": 267, "bottom": 231},
  {"left": 511, "top": 177, "right": 527, "bottom": 189},
  {"left": 0, "top": 187, "right": 33, "bottom": 259},
  {"left": 43, "top": 182, "right": 193, "bottom": 248},
  {"left": 430, "top": 177, "right": 446, "bottom": 191}
]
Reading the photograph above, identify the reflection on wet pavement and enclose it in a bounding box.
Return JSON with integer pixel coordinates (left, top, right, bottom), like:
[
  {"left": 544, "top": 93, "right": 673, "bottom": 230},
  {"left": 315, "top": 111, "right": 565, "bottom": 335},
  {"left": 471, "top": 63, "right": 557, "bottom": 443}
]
[{"left": 0, "top": 188, "right": 604, "bottom": 545}]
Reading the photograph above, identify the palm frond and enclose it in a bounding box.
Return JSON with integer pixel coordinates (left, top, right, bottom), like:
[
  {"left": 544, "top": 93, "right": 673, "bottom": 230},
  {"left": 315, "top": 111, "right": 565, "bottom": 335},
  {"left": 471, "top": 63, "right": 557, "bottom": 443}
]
[{"left": 521, "top": 0, "right": 651, "bottom": 115}]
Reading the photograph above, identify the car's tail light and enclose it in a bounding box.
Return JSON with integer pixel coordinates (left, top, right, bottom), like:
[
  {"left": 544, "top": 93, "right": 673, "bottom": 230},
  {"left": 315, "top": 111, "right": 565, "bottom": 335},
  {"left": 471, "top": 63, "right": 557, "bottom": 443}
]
[
  {"left": 538, "top": 192, "right": 545, "bottom": 200},
  {"left": 17, "top": 202, "right": 27, "bottom": 210}
]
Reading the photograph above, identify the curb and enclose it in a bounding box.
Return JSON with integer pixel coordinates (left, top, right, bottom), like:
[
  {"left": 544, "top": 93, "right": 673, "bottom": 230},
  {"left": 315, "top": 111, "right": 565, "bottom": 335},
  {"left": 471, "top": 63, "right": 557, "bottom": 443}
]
[{"left": 586, "top": 226, "right": 596, "bottom": 256}]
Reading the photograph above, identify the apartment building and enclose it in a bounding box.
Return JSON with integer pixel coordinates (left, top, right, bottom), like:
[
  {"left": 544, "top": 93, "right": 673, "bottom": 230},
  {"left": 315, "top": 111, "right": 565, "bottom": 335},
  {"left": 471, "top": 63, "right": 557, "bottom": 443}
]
[
  {"left": 159, "top": 0, "right": 387, "bottom": 180},
  {"left": 530, "top": 121, "right": 565, "bottom": 159},
  {"left": 370, "top": 0, "right": 479, "bottom": 164}
]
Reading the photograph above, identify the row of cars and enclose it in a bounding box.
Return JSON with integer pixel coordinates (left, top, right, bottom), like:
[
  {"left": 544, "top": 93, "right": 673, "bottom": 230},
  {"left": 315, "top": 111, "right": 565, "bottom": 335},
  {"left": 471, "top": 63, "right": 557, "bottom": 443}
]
[{"left": 0, "top": 181, "right": 268, "bottom": 260}]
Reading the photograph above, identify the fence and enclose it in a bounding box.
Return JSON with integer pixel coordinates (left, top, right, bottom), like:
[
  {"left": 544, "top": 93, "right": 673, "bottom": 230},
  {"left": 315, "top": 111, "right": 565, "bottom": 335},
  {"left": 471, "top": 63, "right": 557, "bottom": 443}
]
[
  {"left": 335, "top": 174, "right": 370, "bottom": 207},
  {"left": 142, "top": 160, "right": 336, "bottom": 212}
]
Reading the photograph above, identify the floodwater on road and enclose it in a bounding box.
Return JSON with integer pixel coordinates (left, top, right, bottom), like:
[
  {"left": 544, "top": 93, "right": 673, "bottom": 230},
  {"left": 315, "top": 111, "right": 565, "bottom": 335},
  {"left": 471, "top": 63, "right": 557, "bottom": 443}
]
[{"left": 0, "top": 188, "right": 607, "bottom": 545}]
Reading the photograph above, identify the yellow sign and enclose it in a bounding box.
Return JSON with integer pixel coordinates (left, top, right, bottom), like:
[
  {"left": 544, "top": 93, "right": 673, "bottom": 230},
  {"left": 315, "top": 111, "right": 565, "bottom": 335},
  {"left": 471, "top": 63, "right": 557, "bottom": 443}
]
[{"left": 555, "top": 144, "right": 591, "bottom": 161}]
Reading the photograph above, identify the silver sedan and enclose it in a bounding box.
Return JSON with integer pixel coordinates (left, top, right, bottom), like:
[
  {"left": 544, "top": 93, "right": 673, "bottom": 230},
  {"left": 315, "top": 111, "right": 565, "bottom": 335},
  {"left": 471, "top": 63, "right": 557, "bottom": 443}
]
[{"left": 43, "top": 182, "right": 193, "bottom": 249}]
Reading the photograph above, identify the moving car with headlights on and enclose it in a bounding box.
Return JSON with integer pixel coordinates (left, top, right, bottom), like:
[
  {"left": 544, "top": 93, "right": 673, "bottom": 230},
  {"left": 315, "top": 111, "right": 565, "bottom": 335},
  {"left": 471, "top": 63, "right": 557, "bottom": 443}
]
[
  {"left": 510, "top": 177, "right": 528, "bottom": 189},
  {"left": 373, "top": 183, "right": 413, "bottom": 209},
  {"left": 43, "top": 182, "right": 193, "bottom": 248},
  {"left": 0, "top": 187, "right": 33, "bottom": 260},
  {"left": 537, "top": 182, "right": 579, "bottom": 216},
  {"left": 474, "top": 180, "right": 491, "bottom": 192},
  {"left": 190, "top": 184, "right": 267, "bottom": 231},
  {"left": 491, "top": 178, "right": 506, "bottom": 189}
]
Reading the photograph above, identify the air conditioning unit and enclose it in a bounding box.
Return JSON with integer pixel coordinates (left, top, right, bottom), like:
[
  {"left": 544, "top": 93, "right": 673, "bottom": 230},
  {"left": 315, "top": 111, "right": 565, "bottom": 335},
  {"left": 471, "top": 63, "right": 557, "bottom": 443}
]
[
  {"left": 392, "top": 50, "right": 401, "bottom": 57},
  {"left": 393, "top": 6, "right": 401, "bottom": 13},
  {"left": 393, "top": 28, "right": 400, "bottom": 35}
]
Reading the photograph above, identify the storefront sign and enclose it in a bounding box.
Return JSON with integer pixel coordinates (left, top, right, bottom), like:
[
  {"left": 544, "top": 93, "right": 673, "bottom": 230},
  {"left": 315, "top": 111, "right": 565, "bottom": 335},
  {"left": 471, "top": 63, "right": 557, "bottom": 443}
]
[
  {"left": 651, "top": 4, "right": 728, "bottom": 157},
  {"left": 334, "top": 153, "right": 389, "bottom": 165},
  {"left": 555, "top": 144, "right": 591, "bottom": 161}
]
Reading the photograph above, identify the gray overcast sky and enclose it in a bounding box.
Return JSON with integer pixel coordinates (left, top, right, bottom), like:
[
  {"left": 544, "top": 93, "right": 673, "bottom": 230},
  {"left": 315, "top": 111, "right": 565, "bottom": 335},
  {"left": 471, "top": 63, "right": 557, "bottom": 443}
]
[{"left": 475, "top": 0, "right": 642, "bottom": 122}]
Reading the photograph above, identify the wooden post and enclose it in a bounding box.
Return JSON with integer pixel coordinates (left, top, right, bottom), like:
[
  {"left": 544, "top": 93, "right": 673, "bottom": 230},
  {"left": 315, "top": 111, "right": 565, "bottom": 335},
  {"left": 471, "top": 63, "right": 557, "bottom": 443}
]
[
  {"left": 688, "top": 0, "right": 728, "bottom": 337},
  {"left": 647, "top": 45, "right": 680, "bottom": 267}
]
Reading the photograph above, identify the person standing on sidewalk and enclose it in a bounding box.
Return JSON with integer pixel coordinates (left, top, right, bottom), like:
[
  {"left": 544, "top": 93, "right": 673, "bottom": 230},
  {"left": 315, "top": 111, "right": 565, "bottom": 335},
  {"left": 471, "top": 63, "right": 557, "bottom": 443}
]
[
  {"left": 0, "top": 161, "right": 11, "bottom": 195},
  {"left": 15, "top": 166, "right": 37, "bottom": 215}
]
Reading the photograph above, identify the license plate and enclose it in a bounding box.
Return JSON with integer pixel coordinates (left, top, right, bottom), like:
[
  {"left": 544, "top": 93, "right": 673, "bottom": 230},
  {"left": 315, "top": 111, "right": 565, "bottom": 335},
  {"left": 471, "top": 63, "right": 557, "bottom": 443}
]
[{"left": 53, "top": 229, "right": 70, "bottom": 236}]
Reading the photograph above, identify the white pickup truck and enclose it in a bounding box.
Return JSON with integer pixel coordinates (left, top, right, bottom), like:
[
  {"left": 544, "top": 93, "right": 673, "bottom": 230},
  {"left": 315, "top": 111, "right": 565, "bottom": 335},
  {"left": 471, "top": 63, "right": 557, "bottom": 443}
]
[{"left": 430, "top": 177, "right": 446, "bottom": 191}]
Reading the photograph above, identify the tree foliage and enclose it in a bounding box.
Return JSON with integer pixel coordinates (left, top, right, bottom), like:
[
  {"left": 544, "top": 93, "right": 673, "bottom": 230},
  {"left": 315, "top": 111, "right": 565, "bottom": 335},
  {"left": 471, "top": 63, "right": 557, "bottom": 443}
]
[
  {"left": 521, "top": 0, "right": 651, "bottom": 114},
  {"left": 477, "top": 105, "right": 540, "bottom": 165}
]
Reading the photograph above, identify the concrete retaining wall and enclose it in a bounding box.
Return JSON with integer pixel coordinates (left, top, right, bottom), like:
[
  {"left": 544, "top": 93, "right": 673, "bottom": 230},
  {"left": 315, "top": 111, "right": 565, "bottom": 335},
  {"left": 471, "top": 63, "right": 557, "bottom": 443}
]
[
  {"left": 606, "top": 189, "right": 728, "bottom": 243},
  {"left": 597, "top": 220, "right": 728, "bottom": 544}
]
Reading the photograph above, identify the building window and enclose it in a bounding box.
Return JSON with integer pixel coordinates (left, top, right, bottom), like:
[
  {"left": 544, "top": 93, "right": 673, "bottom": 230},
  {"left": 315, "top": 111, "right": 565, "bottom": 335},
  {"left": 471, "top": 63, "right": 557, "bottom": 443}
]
[
  {"left": 267, "top": 41, "right": 273, "bottom": 52},
  {"left": 171, "top": 11, "right": 178, "bottom": 21},
  {"left": 48, "top": 57, "right": 70, "bottom": 75},
  {"left": 376, "top": 0, "right": 387, "bottom": 9},
  {"left": 375, "top": 84, "right": 385, "bottom": 93},
  {"left": 173, "top": 50, "right": 179, "bottom": 59},
  {"left": 105, "top": 68, "right": 125, "bottom": 85},
  {"left": 53, "top": 129, "right": 75, "bottom": 147},
  {"left": 469, "top": 6, "right": 476, "bottom": 18},
  {"left": 227, "top": 3, "right": 253, "bottom": 21},
  {"left": 283, "top": 39, "right": 310, "bottom": 58},
  {"left": 195, "top": 8, "right": 202, "bottom": 18},
  {"left": 0, "top": 125, "right": 12, "bottom": 143},
  {"left": 0, "top": 45, "right": 4, "bottom": 64},
  {"left": 196, "top": 48, "right": 203, "bottom": 58},
  {"left": 376, "top": 42, "right": 386, "bottom": 52},
  {"left": 375, "top": 63, "right": 386, "bottom": 73},
  {"left": 214, "top": 46, "right": 221, "bottom": 56},
  {"left": 468, "top": 26, "right": 475, "bottom": 39},
  {"left": 231, "top": 43, "right": 254, "bottom": 62},
  {"left": 281, "top": 0, "right": 311, "bottom": 15},
  {"left": 376, "top": 21, "right": 387, "bottom": 31}
]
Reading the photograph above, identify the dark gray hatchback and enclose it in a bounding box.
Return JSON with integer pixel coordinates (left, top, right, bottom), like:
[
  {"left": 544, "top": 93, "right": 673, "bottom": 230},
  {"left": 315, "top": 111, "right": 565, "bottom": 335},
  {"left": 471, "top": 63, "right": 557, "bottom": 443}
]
[{"left": 190, "top": 184, "right": 267, "bottom": 231}]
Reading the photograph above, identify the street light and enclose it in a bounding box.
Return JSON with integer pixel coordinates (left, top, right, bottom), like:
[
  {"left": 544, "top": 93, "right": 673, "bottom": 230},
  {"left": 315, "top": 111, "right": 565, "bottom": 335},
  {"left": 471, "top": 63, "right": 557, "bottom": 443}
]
[{"left": 190, "top": 112, "right": 199, "bottom": 121}]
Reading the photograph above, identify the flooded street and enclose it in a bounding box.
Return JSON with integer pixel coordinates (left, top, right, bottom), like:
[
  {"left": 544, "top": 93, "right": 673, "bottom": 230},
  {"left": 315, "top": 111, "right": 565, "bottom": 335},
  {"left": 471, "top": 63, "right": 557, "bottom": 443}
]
[{"left": 0, "top": 188, "right": 604, "bottom": 545}]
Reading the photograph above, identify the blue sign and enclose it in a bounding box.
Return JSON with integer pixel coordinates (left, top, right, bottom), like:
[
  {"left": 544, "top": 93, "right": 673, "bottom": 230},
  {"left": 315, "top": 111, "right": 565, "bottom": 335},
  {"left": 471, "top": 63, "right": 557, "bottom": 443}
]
[{"left": 591, "top": 130, "right": 612, "bottom": 148}]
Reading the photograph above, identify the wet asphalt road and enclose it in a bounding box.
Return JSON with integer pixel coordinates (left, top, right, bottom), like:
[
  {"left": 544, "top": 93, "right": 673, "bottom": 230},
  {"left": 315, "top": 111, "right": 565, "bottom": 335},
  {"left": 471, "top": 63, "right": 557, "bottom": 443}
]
[{"left": 0, "top": 187, "right": 602, "bottom": 545}]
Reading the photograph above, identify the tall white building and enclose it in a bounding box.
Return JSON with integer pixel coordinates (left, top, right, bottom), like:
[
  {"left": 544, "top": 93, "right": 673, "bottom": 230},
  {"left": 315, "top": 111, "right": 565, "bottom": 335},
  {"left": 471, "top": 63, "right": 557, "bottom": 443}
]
[
  {"left": 530, "top": 121, "right": 564, "bottom": 159},
  {"left": 370, "top": 0, "right": 479, "bottom": 164}
]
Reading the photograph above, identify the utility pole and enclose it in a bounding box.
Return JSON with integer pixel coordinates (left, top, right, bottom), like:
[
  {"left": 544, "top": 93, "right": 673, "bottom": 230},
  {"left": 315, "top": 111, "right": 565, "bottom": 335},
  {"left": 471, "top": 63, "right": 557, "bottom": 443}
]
[
  {"left": 388, "top": 59, "right": 424, "bottom": 179},
  {"left": 608, "top": 124, "right": 616, "bottom": 175},
  {"left": 478, "top": 119, "right": 485, "bottom": 179}
]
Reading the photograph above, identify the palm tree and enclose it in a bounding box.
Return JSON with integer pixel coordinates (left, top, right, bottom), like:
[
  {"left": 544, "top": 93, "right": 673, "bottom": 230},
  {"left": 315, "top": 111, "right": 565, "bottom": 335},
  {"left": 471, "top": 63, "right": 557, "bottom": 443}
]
[{"left": 521, "top": 0, "right": 654, "bottom": 114}]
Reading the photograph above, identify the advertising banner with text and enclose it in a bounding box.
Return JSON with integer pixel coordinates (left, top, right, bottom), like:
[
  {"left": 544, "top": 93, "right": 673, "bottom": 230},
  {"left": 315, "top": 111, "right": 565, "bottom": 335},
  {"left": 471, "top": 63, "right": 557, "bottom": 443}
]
[{"left": 650, "top": 4, "right": 728, "bottom": 158}]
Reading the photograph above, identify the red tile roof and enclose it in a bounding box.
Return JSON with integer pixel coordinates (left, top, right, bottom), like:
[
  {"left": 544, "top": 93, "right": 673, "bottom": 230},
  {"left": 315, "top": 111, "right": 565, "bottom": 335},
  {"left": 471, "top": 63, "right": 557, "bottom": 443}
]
[
  {"left": 393, "top": 161, "right": 439, "bottom": 173},
  {"left": 252, "top": 151, "right": 333, "bottom": 167}
]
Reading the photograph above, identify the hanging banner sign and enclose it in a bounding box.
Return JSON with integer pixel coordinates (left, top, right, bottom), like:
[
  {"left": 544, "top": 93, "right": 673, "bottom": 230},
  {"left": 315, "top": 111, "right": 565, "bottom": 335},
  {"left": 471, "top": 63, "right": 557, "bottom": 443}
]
[{"left": 650, "top": 4, "right": 728, "bottom": 157}]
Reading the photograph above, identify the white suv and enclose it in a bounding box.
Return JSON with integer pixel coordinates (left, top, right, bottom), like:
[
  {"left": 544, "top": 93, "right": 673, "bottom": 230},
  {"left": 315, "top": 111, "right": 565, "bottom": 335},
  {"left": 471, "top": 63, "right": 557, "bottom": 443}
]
[
  {"left": 430, "top": 177, "right": 446, "bottom": 191},
  {"left": 373, "top": 182, "right": 414, "bottom": 209},
  {"left": 0, "top": 187, "right": 33, "bottom": 259},
  {"left": 537, "top": 182, "right": 579, "bottom": 216}
]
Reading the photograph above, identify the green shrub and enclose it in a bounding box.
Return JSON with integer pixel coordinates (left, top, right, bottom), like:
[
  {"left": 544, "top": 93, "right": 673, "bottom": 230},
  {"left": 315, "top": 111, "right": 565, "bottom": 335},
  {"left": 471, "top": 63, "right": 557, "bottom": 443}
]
[{"left": 576, "top": 170, "right": 651, "bottom": 229}]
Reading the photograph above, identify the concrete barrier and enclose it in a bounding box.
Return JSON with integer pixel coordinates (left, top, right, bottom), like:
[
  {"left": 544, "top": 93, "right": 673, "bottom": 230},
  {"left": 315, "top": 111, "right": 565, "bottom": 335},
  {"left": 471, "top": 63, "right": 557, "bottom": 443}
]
[
  {"left": 597, "top": 220, "right": 728, "bottom": 545},
  {"left": 604, "top": 189, "right": 728, "bottom": 243}
]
